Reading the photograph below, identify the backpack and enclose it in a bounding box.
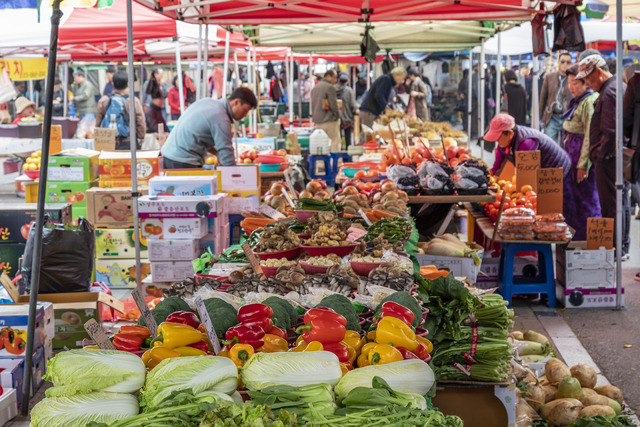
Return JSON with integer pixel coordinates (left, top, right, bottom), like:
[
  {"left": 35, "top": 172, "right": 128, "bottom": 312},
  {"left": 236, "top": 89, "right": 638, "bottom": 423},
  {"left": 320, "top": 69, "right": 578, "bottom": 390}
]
[{"left": 100, "top": 94, "right": 129, "bottom": 139}]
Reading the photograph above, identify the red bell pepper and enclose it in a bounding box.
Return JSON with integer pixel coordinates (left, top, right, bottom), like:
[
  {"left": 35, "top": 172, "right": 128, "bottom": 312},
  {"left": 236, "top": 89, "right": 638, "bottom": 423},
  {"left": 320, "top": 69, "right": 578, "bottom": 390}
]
[
  {"left": 113, "top": 334, "right": 143, "bottom": 352},
  {"left": 396, "top": 347, "right": 419, "bottom": 360},
  {"left": 223, "top": 323, "right": 265, "bottom": 349},
  {"left": 412, "top": 343, "right": 430, "bottom": 360},
  {"left": 296, "top": 308, "right": 346, "bottom": 344},
  {"left": 323, "top": 342, "right": 351, "bottom": 363},
  {"left": 238, "top": 304, "right": 273, "bottom": 333},
  {"left": 268, "top": 326, "right": 288, "bottom": 340},
  {"left": 381, "top": 301, "right": 415, "bottom": 327},
  {"left": 166, "top": 311, "right": 200, "bottom": 329},
  {"left": 188, "top": 340, "right": 211, "bottom": 354}
]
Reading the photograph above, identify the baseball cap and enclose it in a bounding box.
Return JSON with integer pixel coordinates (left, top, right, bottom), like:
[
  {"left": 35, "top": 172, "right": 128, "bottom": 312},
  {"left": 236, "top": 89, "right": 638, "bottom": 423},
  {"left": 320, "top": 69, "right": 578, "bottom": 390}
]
[
  {"left": 484, "top": 114, "right": 516, "bottom": 142},
  {"left": 339, "top": 71, "right": 349, "bottom": 82},
  {"left": 576, "top": 55, "right": 606, "bottom": 80}
]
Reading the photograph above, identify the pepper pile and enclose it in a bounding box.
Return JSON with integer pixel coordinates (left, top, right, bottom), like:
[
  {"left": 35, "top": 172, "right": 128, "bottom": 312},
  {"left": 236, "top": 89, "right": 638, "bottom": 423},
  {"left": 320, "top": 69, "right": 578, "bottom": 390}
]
[{"left": 364, "top": 217, "right": 413, "bottom": 243}]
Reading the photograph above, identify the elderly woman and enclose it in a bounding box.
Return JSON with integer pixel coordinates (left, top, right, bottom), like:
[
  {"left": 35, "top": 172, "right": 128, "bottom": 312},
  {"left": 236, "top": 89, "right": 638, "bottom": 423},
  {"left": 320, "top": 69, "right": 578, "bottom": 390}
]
[
  {"left": 12, "top": 96, "right": 36, "bottom": 124},
  {"left": 561, "top": 64, "right": 601, "bottom": 240}
]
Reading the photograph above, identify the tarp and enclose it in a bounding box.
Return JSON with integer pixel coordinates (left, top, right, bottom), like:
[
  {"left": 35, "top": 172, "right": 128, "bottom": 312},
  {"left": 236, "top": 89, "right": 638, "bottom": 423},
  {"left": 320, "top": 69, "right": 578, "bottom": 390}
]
[
  {"left": 135, "top": 0, "right": 534, "bottom": 24},
  {"left": 206, "top": 46, "right": 385, "bottom": 64},
  {"left": 603, "top": 0, "right": 640, "bottom": 19},
  {"left": 0, "top": 8, "right": 72, "bottom": 57},
  {"left": 253, "top": 20, "right": 495, "bottom": 54}
]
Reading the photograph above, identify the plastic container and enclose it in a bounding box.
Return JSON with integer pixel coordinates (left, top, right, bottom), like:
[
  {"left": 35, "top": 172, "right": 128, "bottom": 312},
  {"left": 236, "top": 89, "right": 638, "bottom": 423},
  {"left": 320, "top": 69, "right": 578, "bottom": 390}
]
[
  {"left": 350, "top": 260, "right": 384, "bottom": 276},
  {"left": 258, "top": 154, "right": 284, "bottom": 164},
  {"left": 299, "top": 259, "right": 332, "bottom": 275},
  {"left": 260, "top": 163, "right": 281, "bottom": 172},
  {"left": 309, "top": 129, "right": 330, "bottom": 155},
  {"left": 533, "top": 222, "right": 568, "bottom": 235},
  {"left": 535, "top": 213, "right": 565, "bottom": 223},
  {"left": 501, "top": 216, "right": 535, "bottom": 226},
  {"left": 254, "top": 246, "right": 302, "bottom": 260},
  {"left": 301, "top": 243, "right": 359, "bottom": 257},
  {"left": 24, "top": 169, "right": 40, "bottom": 180},
  {"left": 343, "top": 167, "right": 369, "bottom": 178},
  {"left": 295, "top": 209, "right": 324, "bottom": 223},
  {"left": 499, "top": 231, "right": 535, "bottom": 240}
]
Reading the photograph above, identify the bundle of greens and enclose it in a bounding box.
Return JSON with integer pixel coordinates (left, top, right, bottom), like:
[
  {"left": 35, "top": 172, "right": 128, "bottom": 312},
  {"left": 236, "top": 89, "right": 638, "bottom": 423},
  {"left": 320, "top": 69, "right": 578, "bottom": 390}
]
[
  {"left": 364, "top": 217, "right": 413, "bottom": 243},
  {"left": 334, "top": 377, "right": 426, "bottom": 415},
  {"left": 248, "top": 384, "right": 336, "bottom": 419},
  {"left": 296, "top": 198, "right": 339, "bottom": 213},
  {"left": 201, "top": 402, "right": 299, "bottom": 427}
]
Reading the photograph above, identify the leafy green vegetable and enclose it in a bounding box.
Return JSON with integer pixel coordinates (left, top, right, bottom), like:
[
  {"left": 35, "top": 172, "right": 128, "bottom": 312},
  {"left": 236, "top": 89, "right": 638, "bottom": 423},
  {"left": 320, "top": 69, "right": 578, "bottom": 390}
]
[
  {"left": 137, "top": 307, "right": 172, "bottom": 327},
  {"left": 153, "top": 296, "right": 191, "bottom": 314},
  {"left": 532, "top": 414, "right": 636, "bottom": 427},
  {"left": 140, "top": 356, "right": 238, "bottom": 411},
  {"left": 316, "top": 294, "right": 361, "bottom": 332},
  {"left": 335, "top": 377, "right": 426, "bottom": 415},
  {"left": 31, "top": 392, "right": 139, "bottom": 427},
  {"left": 263, "top": 296, "right": 298, "bottom": 331},
  {"left": 374, "top": 291, "right": 423, "bottom": 328},
  {"left": 296, "top": 198, "right": 338, "bottom": 212},
  {"left": 43, "top": 349, "right": 146, "bottom": 397},
  {"left": 364, "top": 217, "right": 413, "bottom": 243},
  {"left": 203, "top": 297, "right": 239, "bottom": 338},
  {"left": 248, "top": 383, "right": 336, "bottom": 419},
  {"left": 200, "top": 402, "right": 299, "bottom": 426}
]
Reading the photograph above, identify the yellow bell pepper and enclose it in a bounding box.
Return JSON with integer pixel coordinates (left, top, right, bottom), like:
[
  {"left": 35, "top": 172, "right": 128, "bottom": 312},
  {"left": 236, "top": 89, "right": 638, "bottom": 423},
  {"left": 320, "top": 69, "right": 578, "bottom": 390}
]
[
  {"left": 367, "top": 343, "right": 403, "bottom": 365},
  {"left": 366, "top": 330, "right": 376, "bottom": 343},
  {"left": 258, "top": 334, "right": 289, "bottom": 353},
  {"left": 295, "top": 335, "right": 306, "bottom": 346},
  {"left": 356, "top": 353, "right": 370, "bottom": 368},
  {"left": 375, "top": 317, "right": 418, "bottom": 351},
  {"left": 416, "top": 336, "right": 433, "bottom": 354},
  {"left": 153, "top": 322, "right": 203, "bottom": 349},
  {"left": 341, "top": 340, "right": 357, "bottom": 364},
  {"left": 343, "top": 330, "right": 364, "bottom": 353},
  {"left": 339, "top": 362, "right": 350, "bottom": 376},
  {"left": 173, "top": 346, "right": 207, "bottom": 357},
  {"left": 229, "top": 344, "right": 254, "bottom": 368},
  {"left": 141, "top": 346, "right": 181, "bottom": 370},
  {"left": 290, "top": 340, "right": 323, "bottom": 352},
  {"left": 218, "top": 349, "right": 230, "bottom": 358}
]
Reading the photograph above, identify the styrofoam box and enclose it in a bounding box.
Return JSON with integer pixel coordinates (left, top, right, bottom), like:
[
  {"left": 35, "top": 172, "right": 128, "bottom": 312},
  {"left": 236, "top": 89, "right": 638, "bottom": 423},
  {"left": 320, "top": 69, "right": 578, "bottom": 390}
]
[
  {"left": 478, "top": 255, "right": 539, "bottom": 282},
  {"left": 557, "top": 285, "right": 624, "bottom": 308},
  {"left": 140, "top": 217, "right": 208, "bottom": 239},
  {"left": 562, "top": 248, "right": 615, "bottom": 289},
  {"left": 138, "top": 194, "right": 226, "bottom": 219},
  {"left": 147, "top": 239, "right": 199, "bottom": 262},
  {"left": 0, "top": 389, "right": 17, "bottom": 425},
  {"left": 38, "top": 302, "right": 54, "bottom": 344},
  {"left": 0, "top": 359, "right": 23, "bottom": 407},
  {"left": 148, "top": 176, "right": 218, "bottom": 197},
  {"left": 415, "top": 246, "right": 484, "bottom": 283},
  {"left": 150, "top": 261, "right": 195, "bottom": 282}
]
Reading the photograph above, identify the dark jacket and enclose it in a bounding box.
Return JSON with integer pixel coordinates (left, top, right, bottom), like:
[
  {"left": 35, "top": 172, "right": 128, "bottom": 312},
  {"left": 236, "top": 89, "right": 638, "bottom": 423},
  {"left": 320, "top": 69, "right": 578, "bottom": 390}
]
[
  {"left": 590, "top": 76, "right": 626, "bottom": 161},
  {"left": 145, "top": 103, "right": 167, "bottom": 133},
  {"left": 501, "top": 126, "right": 571, "bottom": 177},
  {"left": 623, "top": 72, "right": 640, "bottom": 148},
  {"left": 504, "top": 82, "right": 528, "bottom": 125},
  {"left": 359, "top": 74, "right": 395, "bottom": 117},
  {"left": 52, "top": 88, "right": 65, "bottom": 117},
  {"left": 335, "top": 82, "right": 357, "bottom": 126}
]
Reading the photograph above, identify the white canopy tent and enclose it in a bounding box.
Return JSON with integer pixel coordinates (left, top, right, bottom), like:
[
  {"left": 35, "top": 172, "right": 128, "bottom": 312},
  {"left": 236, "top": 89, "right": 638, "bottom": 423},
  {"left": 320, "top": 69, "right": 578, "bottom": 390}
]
[{"left": 0, "top": 8, "right": 72, "bottom": 57}]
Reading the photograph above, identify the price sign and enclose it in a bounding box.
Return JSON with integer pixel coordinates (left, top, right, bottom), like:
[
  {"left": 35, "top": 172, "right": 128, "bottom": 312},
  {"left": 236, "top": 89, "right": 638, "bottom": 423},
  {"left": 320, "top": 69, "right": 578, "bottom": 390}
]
[
  {"left": 282, "top": 189, "right": 296, "bottom": 209},
  {"left": 241, "top": 241, "right": 264, "bottom": 278},
  {"left": 49, "top": 124, "right": 62, "bottom": 155},
  {"left": 515, "top": 151, "right": 540, "bottom": 192},
  {"left": 346, "top": 226, "right": 368, "bottom": 242},
  {"left": 195, "top": 296, "right": 221, "bottom": 354},
  {"left": 84, "top": 319, "right": 116, "bottom": 349},
  {"left": 536, "top": 168, "right": 563, "bottom": 215},
  {"left": 284, "top": 172, "right": 298, "bottom": 200},
  {"left": 587, "top": 217, "right": 614, "bottom": 250},
  {"left": 94, "top": 128, "right": 116, "bottom": 151},
  {"left": 359, "top": 209, "right": 373, "bottom": 226},
  {"left": 258, "top": 205, "right": 285, "bottom": 219},
  {"left": 132, "top": 287, "right": 157, "bottom": 338}
]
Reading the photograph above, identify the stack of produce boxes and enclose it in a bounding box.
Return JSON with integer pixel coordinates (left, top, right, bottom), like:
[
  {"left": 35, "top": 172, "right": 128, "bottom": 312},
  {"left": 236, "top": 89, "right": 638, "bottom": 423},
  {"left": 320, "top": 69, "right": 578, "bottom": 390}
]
[
  {"left": 46, "top": 148, "right": 100, "bottom": 222},
  {"left": 140, "top": 174, "right": 228, "bottom": 287},
  {"left": 98, "top": 151, "right": 161, "bottom": 188},
  {"left": 88, "top": 187, "right": 151, "bottom": 290},
  {"left": 0, "top": 204, "right": 72, "bottom": 280}
]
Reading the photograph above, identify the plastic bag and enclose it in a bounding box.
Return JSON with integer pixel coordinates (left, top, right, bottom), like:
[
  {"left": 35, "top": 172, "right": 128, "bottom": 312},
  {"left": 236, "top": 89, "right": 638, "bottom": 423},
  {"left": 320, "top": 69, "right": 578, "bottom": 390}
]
[
  {"left": 0, "top": 69, "right": 18, "bottom": 104},
  {"left": 386, "top": 164, "right": 420, "bottom": 193},
  {"left": 73, "top": 115, "right": 96, "bottom": 139},
  {"left": 417, "top": 160, "right": 454, "bottom": 195},
  {"left": 22, "top": 218, "right": 95, "bottom": 293}
]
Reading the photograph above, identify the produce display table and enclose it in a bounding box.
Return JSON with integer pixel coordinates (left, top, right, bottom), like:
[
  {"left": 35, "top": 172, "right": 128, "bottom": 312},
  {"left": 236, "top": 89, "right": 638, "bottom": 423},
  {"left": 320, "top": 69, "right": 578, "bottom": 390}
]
[
  {"left": 0, "top": 137, "right": 43, "bottom": 155},
  {"left": 433, "top": 381, "right": 515, "bottom": 427}
]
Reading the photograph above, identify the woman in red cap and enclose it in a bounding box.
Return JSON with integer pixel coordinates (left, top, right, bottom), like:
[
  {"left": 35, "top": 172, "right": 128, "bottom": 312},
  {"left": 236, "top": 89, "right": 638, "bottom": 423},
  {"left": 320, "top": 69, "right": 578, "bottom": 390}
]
[{"left": 484, "top": 113, "right": 571, "bottom": 178}]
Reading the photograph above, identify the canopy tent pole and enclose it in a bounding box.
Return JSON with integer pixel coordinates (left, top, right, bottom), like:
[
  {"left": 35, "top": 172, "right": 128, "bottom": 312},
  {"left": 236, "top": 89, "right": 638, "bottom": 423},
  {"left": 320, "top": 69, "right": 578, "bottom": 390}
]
[
  {"left": 289, "top": 50, "right": 294, "bottom": 131},
  {"left": 21, "top": 0, "right": 63, "bottom": 415},
  {"left": 479, "top": 42, "right": 486, "bottom": 157},
  {"left": 298, "top": 61, "right": 302, "bottom": 123},
  {"left": 531, "top": 56, "right": 540, "bottom": 129},
  {"left": 253, "top": 46, "right": 257, "bottom": 130},
  {"left": 467, "top": 51, "right": 472, "bottom": 149},
  {"left": 174, "top": 37, "right": 185, "bottom": 113},
  {"left": 196, "top": 23, "right": 202, "bottom": 100},
  {"left": 28, "top": 80, "right": 34, "bottom": 103},
  {"left": 495, "top": 32, "right": 502, "bottom": 114},
  {"left": 221, "top": 29, "right": 231, "bottom": 98},
  {"left": 366, "top": 62, "right": 371, "bottom": 90},
  {"left": 139, "top": 64, "right": 144, "bottom": 104},
  {"left": 63, "top": 61, "right": 69, "bottom": 117},
  {"left": 309, "top": 53, "right": 313, "bottom": 128},
  {"left": 246, "top": 48, "right": 253, "bottom": 132},
  {"left": 351, "top": 65, "right": 356, "bottom": 92},
  {"left": 203, "top": 24, "right": 209, "bottom": 98},
  {"left": 615, "top": 0, "right": 623, "bottom": 309}
]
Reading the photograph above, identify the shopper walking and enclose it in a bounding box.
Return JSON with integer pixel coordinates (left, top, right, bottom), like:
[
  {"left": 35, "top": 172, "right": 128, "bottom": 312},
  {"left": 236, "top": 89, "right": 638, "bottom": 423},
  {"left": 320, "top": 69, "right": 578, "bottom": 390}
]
[
  {"left": 503, "top": 70, "right": 528, "bottom": 126},
  {"left": 359, "top": 67, "right": 407, "bottom": 128},
  {"left": 311, "top": 70, "right": 341, "bottom": 151},
  {"left": 144, "top": 68, "right": 164, "bottom": 107},
  {"left": 52, "top": 78, "right": 65, "bottom": 117},
  {"left": 168, "top": 76, "right": 182, "bottom": 120},
  {"left": 561, "top": 64, "right": 601, "bottom": 240},
  {"left": 355, "top": 72, "right": 367, "bottom": 103},
  {"left": 540, "top": 52, "right": 572, "bottom": 142},
  {"left": 335, "top": 72, "right": 357, "bottom": 148},
  {"left": 70, "top": 69, "right": 97, "bottom": 121},
  {"left": 408, "top": 67, "right": 429, "bottom": 122},
  {"left": 578, "top": 54, "right": 631, "bottom": 258}
]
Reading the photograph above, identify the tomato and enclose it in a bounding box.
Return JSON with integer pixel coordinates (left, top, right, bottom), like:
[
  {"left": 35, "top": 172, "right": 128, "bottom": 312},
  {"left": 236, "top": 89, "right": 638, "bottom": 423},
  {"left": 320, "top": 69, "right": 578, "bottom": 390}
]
[
  {"left": 516, "top": 197, "right": 527, "bottom": 206},
  {"left": 278, "top": 149, "right": 288, "bottom": 157},
  {"left": 354, "top": 170, "right": 367, "bottom": 179},
  {"left": 382, "top": 151, "right": 398, "bottom": 165},
  {"left": 364, "top": 182, "right": 374, "bottom": 191},
  {"left": 366, "top": 169, "right": 378, "bottom": 177},
  {"left": 401, "top": 157, "right": 412, "bottom": 165}
]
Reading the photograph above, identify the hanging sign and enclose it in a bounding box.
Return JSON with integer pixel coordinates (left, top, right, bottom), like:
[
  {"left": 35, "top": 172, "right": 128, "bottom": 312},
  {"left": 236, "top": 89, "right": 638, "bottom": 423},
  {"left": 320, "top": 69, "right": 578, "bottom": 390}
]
[{"left": 0, "top": 58, "right": 48, "bottom": 81}]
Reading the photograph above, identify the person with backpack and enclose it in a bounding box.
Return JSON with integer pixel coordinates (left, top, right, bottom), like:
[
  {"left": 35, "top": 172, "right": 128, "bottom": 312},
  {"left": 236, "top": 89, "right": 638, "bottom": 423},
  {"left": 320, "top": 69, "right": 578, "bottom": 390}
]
[{"left": 95, "top": 71, "right": 146, "bottom": 150}]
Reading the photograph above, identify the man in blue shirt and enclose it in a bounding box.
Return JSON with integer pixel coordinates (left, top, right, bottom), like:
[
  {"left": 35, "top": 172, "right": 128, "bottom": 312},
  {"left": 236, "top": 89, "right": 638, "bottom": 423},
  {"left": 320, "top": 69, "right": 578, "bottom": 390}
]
[
  {"left": 161, "top": 88, "right": 257, "bottom": 168},
  {"left": 358, "top": 67, "right": 407, "bottom": 128}
]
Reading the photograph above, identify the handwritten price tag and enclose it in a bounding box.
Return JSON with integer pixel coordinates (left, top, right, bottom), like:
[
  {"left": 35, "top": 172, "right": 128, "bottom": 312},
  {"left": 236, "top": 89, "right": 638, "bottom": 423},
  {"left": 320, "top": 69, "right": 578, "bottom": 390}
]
[
  {"left": 84, "top": 319, "right": 116, "bottom": 350},
  {"left": 587, "top": 217, "right": 614, "bottom": 250},
  {"left": 132, "top": 287, "right": 157, "bottom": 338},
  {"left": 282, "top": 190, "right": 296, "bottom": 209},
  {"left": 515, "top": 151, "right": 540, "bottom": 192},
  {"left": 536, "top": 168, "right": 563, "bottom": 215},
  {"left": 241, "top": 241, "right": 264, "bottom": 278},
  {"left": 346, "top": 226, "right": 368, "bottom": 242},
  {"left": 94, "top": 128, "right": 116, "bottom": 151},
  {"left": 258, "top": 204, "right": 285, "bottom": 219},
  {"left": 195, "top": 296, "right": 221, "bottom": 354}
]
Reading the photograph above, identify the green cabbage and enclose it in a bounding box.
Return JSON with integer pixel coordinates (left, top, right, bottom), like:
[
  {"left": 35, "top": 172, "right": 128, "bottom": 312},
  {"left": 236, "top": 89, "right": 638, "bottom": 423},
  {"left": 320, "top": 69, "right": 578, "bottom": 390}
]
[
  {"left": 30, "top": 392, "right": 139, "bottom": 427},
  {"left": 335, "top": 359, "right": 435, "bottom": 398},
  {"left": 240, "top": 351, "right": 342, "bottom": 391},
  {"left": 43, "top": 349, "right": 146, "bottom": 397},
  {"left": 140, "top": 356, "right": 238, "bottom": 411}
]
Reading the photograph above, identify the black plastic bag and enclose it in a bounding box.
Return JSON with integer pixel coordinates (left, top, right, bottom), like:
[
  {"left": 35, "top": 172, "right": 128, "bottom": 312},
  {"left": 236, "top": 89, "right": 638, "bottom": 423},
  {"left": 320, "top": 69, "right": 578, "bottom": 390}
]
[
  {"left": 553, "top": 4, "right": 585, "bottom": 52},
  {"left": 360, "top": 26, "right": 380, "bottom": 64},
  {"left": 22, "top": 217, "right": 95, "bottom": 294}
]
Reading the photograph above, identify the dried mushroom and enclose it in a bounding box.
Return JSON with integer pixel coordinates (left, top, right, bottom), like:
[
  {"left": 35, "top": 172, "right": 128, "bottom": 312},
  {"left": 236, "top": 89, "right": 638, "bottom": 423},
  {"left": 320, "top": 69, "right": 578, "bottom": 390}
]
[
  {"left": 305, "top": 224, "right": 351, "bottom": 247},
  {"left": 255, "top": 223, "right": 300, "bottom": 253},
  {"left": 366, "top": 271, "right": 414, "bottom": 293},
  {"left": 163, "top": 276, "right": 221, "bottom": 299},
  {"left": 299, "top": 274, "right": 354, "bottom": 296}
]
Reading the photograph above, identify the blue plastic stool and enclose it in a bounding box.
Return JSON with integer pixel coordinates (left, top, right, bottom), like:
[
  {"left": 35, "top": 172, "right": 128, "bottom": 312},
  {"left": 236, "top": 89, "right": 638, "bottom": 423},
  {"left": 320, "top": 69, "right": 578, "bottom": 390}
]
[
  {"left": 228, "top": 214, "right": 245, "bottom": 245},
  {"left": 307, "top": 155, "right": 334, "bottom": 187},
  {"left": 497, "top": 243, "right": 556, "bottom": 308},
  {"left": 330, "top": 152, "right": 352, "bottom": 172}
]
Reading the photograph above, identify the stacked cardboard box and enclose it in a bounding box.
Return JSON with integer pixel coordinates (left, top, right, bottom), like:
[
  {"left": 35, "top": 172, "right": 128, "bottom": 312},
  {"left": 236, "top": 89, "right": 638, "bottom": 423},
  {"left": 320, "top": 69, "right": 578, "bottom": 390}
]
[
  {"left": 217, "top": 165, "right": 260, "bottom": 215},
  {"left": 47, "top": 148, "right": 100, "bottom": 222},
  {"left": 138, "top": 191, "right": 229, "bottom": 283},
  {"left": 98, "top": 150, "right": 161, "bottom": 188}
]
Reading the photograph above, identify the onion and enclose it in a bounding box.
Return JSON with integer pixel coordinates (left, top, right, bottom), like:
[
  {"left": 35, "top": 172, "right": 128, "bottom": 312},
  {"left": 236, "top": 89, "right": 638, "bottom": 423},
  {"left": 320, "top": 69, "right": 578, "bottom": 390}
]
[
  {"left": 381, "top": 181, "right": 397, "bottom": 194},
  {"left": 270, "top": 183, "right": 284, "bottom": 196},
  {"left": 306, "top": 181, "right": 322, "bottom": 194}
]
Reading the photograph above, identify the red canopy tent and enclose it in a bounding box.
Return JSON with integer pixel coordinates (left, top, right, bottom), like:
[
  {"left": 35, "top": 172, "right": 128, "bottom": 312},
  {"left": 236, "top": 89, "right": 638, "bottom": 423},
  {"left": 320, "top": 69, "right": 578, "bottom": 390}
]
[{"left": 207, "top": 46, "right": 384, "bottom": 64}]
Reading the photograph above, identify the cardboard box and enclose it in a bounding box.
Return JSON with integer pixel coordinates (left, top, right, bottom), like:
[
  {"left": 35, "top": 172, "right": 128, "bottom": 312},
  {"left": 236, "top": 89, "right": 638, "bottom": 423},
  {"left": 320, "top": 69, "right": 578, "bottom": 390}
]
[
  {"left": 0, "top": 304, "right": 44, "bottom": 357},
  {"left": 48, "top": 148, "right": 100, "bottom": 182},
  {"left": 217, "top": 165, "right": 260, "bottom": 191},
  {"left": 95, "top": 229, "right": 148, "bottom": 259},
  {"left": 87, "top": 187, "right": 148, "bottom": 228},
  {"left": 31, "top": 346, "right": 44, "bottom": 393},
  {"left": 415, "top": 245, "right": 484, "bottom": 283},
  {"left": 0, "top": 244, "right": 25, "bottom": 279},
  {"left": 17, "top": 292, "right": 124, "bottom": 349},
  {"left": 148, "top": 176, "right": 218, "bottom": 197},
  {"left": 46, "top": 180, "right": 97, "bottom": 208},
  {"left": 140, "top": 217, "right": 209, "bottom": 240},
  {"left": 0, "top": 203, "right": 72, "bottom": 243},
  {"left": 558, "top": 285, "right": 624, "bottom": 308},
  {"left": 225, "top": 190, "right": 260, "bottom": 214},
  {"left": 99, "top": 150, "right": 161, "bottom": 181},
  {"left": 0, "top": 388, "right": 17, "bottom": 424},
  {"left": 95, "top": 259, "right": 151, "bottom": 288},
  {"left": 150, "top": 261, "right": 195, "bottom": 282},
  {"left": 147, "top": 239, "right": 199, "bottom": 261},
  {"left": 99, "top": 179, "right": 150, "bottom": 188},
  {"left": 38, "top": 302, "right": 54, "bottom": 352},
  {"left": 0, "top": 359, "right": 23, "bottom": 407},
  {"left": 138, "top": 194, "right": 226, "bottom": 219},
  {"left": 432, "top": 382, "right": 515, "bottom": 427},
  {"left": 556, "top": 247, "right": 615, "bottom": 289},
  {"left": 71, "top": 207, "right": 87, "bottom": 224}
]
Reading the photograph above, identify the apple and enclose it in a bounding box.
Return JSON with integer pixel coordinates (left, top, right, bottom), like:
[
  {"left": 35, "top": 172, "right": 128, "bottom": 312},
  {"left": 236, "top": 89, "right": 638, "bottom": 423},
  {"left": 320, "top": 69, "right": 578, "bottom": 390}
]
[
  {"left": 446, "top": 146, "right": 458, "bottom": 160},
  {"left": 278, "top": 149, "right": 287, "bottom": 157},
  {"left": 243, "top": 158, "right": 252, "bottom": 164}
]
